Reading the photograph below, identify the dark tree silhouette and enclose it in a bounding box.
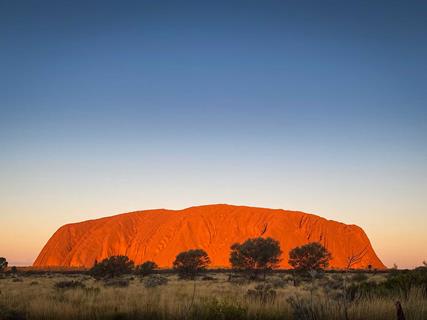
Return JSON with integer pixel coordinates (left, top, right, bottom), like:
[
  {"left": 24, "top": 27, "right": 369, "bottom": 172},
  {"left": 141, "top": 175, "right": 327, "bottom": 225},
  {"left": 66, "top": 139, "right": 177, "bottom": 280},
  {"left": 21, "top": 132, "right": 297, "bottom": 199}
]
[
  {"left": 288, "top": 242, "right": 332, "bottom": 271},
  {"left": 136, "top": 261, "right": 158, "bottom": 277},
  {"left": 346, "top": 246, "right": 368, "bottom": 270},
  {"left": 0, "top": 257, "right": 8, "bottom": 273},
  {"left": 89, "top": 255, "right": 134, "bottom": 279},
  {"left": 173, "top": 249, "right": 210, "bottom": 279},
  {"left": 230, "top": 237, "right": 282, "bottom": 279}
]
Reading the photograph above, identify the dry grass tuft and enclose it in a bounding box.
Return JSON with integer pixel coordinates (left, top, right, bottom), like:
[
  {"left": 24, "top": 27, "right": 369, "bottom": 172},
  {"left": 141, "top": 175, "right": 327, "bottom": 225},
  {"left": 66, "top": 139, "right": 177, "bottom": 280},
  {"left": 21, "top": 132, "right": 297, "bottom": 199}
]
[{"left": 0, "top": 272, "right": 425, "bottom": 319}]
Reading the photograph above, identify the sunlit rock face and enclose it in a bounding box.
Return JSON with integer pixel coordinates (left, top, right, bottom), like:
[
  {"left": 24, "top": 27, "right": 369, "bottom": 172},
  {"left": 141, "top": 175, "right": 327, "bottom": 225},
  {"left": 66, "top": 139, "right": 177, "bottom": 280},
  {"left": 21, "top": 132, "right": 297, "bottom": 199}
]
[{"left": 33, "top": 204, "right": 385, "bottom": 269}]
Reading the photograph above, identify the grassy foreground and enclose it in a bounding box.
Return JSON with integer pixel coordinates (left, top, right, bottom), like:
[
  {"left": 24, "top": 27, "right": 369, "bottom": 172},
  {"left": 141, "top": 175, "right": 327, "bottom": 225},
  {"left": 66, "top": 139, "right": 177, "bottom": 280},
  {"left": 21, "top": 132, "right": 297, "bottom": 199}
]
[{"left": 0, "top": 272, "right": 426, "bottom": 320}]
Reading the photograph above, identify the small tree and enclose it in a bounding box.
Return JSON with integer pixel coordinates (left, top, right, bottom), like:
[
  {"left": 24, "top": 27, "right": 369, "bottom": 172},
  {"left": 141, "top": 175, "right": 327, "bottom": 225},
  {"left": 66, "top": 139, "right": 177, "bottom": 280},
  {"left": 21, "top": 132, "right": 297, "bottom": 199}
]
[
  {"left": 288, "top": 242, "right": 332, "bottom": 271},
  {"left": 136, "top": 261, "right": 158, "bottom": 277},
  {"left": 173, "top": 249, "right": 210, "bottom": 279},
  {"left": 89, "top": 255, "right": 134, "bottom": 279},
  {"left": 0, "top": 257, "right": 8, "bottom": 273},
  {"left": 230, "top": 237, "right": 282, "bottom": 279},
  {"left": 345, "top": 246, "right": 368, "bottom": 270}
]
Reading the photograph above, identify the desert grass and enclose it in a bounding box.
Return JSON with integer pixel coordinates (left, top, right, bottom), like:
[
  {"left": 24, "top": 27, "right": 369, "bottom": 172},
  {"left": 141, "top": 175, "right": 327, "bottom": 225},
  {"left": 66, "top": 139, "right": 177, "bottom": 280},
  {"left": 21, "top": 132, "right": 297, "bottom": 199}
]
[{"left": 0, "top": 272, "right": 425, "bottom": 320}]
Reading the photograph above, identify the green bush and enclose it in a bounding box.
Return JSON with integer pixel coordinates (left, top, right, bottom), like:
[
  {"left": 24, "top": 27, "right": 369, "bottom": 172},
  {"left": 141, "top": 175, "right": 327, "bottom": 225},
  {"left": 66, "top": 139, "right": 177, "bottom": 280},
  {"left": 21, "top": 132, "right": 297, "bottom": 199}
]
[
  {"left": 89, "top": 256, "right": 134, "bottom": 279},
  {"left": 173, "top": 249, "right": 210, "bottom": 279},
  {"left": 135, "top": 261, "right": 158, "bottom": 277},
  {"left": 346, "top": 266, "right": 427, "bottom": 300},
  {"left": 230, "top": 237, "right": 282, "bottom": 279},
  {"left": 288, "top": 242, "right": 332, "bottom": 272}
]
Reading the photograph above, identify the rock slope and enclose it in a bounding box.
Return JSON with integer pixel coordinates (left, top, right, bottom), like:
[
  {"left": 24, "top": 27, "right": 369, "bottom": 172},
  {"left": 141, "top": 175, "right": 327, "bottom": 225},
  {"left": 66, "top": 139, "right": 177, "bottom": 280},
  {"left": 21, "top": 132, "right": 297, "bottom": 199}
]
[{"left": 33, "top": 204, "right": 385, "bottom": 269}]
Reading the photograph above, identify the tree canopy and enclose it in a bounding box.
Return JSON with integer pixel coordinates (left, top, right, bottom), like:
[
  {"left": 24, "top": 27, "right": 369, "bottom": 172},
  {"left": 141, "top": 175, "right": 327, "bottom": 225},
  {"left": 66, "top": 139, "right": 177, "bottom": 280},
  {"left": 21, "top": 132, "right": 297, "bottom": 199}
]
[
  {"left": 173, "top": 249, "right": 210, "bottom": 279},
  {"left": 136, "top": 261, "right": 158, "bottom": 277},
  {"left": 288, "top": 242, "right": 332, "bottom": 271},
  {"left": 0, "top": 257, "right": 7, "bottom": 273},
  {"left": 89, "top": 255, "right": 134, "bottom": 279},
  {"left": 229, "top": 237, "right": 282, "bottom": 278}
]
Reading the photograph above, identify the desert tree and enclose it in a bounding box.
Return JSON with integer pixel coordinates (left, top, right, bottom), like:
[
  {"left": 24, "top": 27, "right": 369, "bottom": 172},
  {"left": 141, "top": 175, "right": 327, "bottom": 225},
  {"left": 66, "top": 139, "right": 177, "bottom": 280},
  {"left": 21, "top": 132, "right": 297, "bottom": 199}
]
[
  {"left": 288, "top": 242, "right": 332, "bottom": 271},
  {"left": 343, "top": 246, "right": 369, "bottom": 320},
  {"left": 229, "top": 237, "right": 282, "bottom": 279},
  {"left": 0, "top": 257, "right": 8, "bottom": 273},
  {"left": 173, "top": 249, "right": 210, "bottom": 279},
  {"left": 342, "top": 244, "right": 369, "bottom": 318},
  {"left": 89, "top": 255, "right": 134, "bottom": 279},
  {"left": 135, "top": 261, "right": 158, "bottom": 277},
  {"left": 345, "top": 246, "right": 368, "bottom": 270}
]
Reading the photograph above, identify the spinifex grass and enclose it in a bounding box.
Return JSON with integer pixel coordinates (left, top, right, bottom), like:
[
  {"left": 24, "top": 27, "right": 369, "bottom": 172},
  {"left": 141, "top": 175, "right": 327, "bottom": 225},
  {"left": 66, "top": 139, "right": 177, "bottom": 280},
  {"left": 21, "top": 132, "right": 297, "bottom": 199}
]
[{"left": 0, "top": 273, "right": 425, "bottom": 320}]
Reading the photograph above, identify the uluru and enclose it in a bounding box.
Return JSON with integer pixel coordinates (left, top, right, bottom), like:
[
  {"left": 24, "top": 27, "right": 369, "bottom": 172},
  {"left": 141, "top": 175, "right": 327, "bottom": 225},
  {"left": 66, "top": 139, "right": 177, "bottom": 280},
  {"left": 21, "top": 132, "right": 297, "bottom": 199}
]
[{"left": 33, "top": 204, "right": 385, "bottom": 269}]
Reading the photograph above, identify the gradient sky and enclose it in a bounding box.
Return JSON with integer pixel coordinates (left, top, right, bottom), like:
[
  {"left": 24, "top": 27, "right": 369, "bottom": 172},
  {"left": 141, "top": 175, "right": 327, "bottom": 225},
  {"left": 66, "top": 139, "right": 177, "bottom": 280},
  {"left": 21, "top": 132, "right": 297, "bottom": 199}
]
[{"left": 1, "top": 1, "right": 426, "bottom": 268}]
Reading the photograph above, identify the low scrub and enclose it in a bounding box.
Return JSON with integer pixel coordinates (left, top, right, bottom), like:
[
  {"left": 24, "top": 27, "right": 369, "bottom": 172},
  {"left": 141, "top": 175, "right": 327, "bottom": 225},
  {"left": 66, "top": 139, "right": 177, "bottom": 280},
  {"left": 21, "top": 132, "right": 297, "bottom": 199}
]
[
  {"left": 142, "top": 275, "right": 169, "bottom": 288},
  {"left": 54, "top": 280, "right": 85, "bottom": 290},
  {"left": 246, "top": 284, "right": 277, "bottom": 304},
  {"left": 0, "top": 306, "right": 26, "bottom": 320},
  {"left": 347, "top": 266, "right": 427, "bottom": 300},
  {"left": 191, "top": 298, "right": 247, "bottom": 320},
  {"left": 103, "top": 278, "right": 130, "bottom": 288}
]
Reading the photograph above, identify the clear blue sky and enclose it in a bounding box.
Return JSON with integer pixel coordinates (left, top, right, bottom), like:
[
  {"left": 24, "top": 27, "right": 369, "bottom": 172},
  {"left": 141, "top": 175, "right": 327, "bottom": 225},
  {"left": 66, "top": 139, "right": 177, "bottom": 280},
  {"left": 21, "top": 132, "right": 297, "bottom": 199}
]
[{"left": 1, "top": 1, "right": 426, "bottom": 268}]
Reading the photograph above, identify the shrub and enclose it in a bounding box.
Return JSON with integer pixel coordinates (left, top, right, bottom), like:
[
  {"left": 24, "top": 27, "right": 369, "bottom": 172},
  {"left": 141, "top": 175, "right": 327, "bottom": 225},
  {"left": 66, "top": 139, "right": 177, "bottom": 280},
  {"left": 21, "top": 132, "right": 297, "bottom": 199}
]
[
  {"left": 54, "top": 280, "right": 86, "bottom": 290},
  {"left": 143, "top": 275, "right": 169, "bottom": 288},
  {"left": 287, "top": 295, "right": 328, "bottom": 320},
  {"left": 191, "top": 298, "right": 247, "bottom": 320},
  {"left": 230, "top": 237, "right": 282, "bottom": 279},
  {"left": 0, "top": 307, "right": 26, "bottom": 320},
  {"left": 346, "top": 265, "right": 427, "bottom": 300},
  {"left": 228, "top": 274, "right": 248, "bottom": 285},
  {"left": 246, "top": 284, "right": 277, "bottom": 304},
  {"left": 0, "top": 257, "right": 7, "bottom": 273},
  {"left": 135, "top": 261, "right": 158, "bottom": 277},
  {"left": 325, "top": 276, "right": 344, "bottom": 291},
  {"left": 173, "top": 249, "right": 210, "bottom": 279},
  {"left": 89, "top": 256, "right": 134, "bottom": 279},
  {"left": 269, "top": 277, "right": 287, "bottom": 288},
  {"left": 104, "top": 278, "right": 130, "bottom": 288},
  {"left": 351, "top": 273, "right": 368, "bottom": 283},
  {"left": 289, "top": 242, "right": 332, "bottom": 271},
  {"left": 331, "top": 273, "right": 344, "bottom": 282}
]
